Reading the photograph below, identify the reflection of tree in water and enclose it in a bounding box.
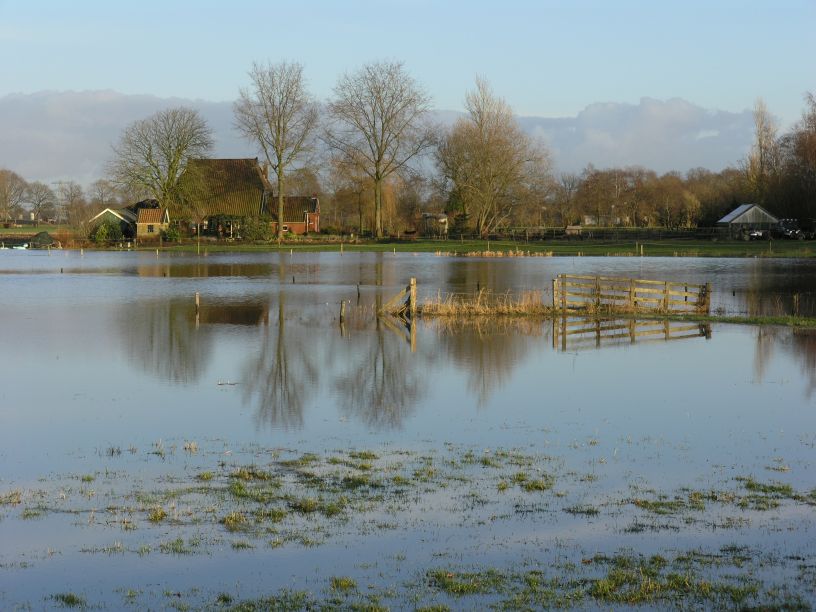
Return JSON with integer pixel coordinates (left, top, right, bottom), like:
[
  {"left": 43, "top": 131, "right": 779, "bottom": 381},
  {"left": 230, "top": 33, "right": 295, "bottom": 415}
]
[
  {"left": 433, "top": 319, "right": 541, "bottom": 407},
  {"left": 742, "top": 264, "right": 816, "bottom": 318},
  {"left": 333, "top": 320, "right": 421, "bottom": 430},
  {"left": 123, "top": 299, "right": 213, "bottom": 384},
  {"left": 790, "top": 329, "right": 816, "bottom": 397},
  {"left": 751, "top": 326, "right": 816, "bottom": 397},
  {"left": 242, "top": 296, "right": 317, "bottom": 430}
]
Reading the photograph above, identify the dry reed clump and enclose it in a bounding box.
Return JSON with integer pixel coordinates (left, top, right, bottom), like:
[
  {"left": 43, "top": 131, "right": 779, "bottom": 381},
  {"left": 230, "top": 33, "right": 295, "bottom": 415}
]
[{"left": 418, "top": 290, "right": 553, "bottom": 317}]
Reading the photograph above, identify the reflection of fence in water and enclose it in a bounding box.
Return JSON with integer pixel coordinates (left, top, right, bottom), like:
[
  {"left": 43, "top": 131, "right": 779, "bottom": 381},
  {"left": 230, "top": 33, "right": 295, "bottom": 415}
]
[
  {"left": 552, "top": 316, "right": 711, "bottom": 351},
  {"left": 553, "top": 274, "right": 710, "bottom": 314}
]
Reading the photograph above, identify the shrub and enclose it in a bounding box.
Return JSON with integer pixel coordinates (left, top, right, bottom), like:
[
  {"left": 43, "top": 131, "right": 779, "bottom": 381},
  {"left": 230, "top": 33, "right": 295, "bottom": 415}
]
[
  {"left": 90, "top": 220, "right": 123, "bottom": 243},
  {"left": 161, "top": 224, "right": 181, "bottom": 242},
  {"left": 241, "top": 216, "right": 274, "bottom": 241}
]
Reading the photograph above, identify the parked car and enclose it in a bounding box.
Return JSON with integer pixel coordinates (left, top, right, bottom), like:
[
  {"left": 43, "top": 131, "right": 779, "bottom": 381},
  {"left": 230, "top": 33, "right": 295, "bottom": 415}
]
[{"left": 775, "top": 219, "right": 804, "bottom": 240}]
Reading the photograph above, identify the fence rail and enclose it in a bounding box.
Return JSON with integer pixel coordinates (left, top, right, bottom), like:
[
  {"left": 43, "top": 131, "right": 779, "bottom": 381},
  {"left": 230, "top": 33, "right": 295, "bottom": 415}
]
[
  {"left": 552, "top": 274, "right": 710, "bottom": 315},
  {"left": 552, "top": 316, "right": 711, "bottom": 351}
]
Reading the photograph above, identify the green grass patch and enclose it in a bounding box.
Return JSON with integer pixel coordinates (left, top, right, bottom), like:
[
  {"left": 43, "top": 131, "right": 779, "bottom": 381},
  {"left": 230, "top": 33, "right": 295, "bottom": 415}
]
[
  {"left": 50, "top": 592, "right": 87, "bottom": 608},
  {"left": 632, "top": 497, "right": 688, "bottom": 515},
  {"left": 231, "top": 466, "right": 276, "bottom": 481},
  {"left": 738, "top": 477, "right": 794, "bottom": 497},
  {"left": 279, "top": 453, "right": 320, "bottom": 468},
  {"left": 330, "top": 576, "right": 357, "bottom": 592},
  {"left": 427, "top": 568, "right": 506, "bottom": 596},
  {"left": 147, "top": 506, "right": 167, "bottom": 523},
  {"left": 222, "top": 511, "right": 248, "bottom": 532},
  {"left": 228, "top": 480, "right": 281, "bottom": 504},
  {"left": 0, "top": 489, "right": 22, "bottom": 505},
  {"left": 348, "top": 450, "right": 378, "bottom": 461},
  {"left": 564, "top": 504, "right": 599, "bottom": 516},
  {"left": 159, "top": 537, "right": 197, "bottom": 555}
]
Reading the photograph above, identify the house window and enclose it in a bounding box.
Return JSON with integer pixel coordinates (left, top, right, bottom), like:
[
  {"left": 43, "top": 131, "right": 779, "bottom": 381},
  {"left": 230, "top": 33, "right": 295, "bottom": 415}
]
[{"left": 147, "top": 224, "right": 154, "bottom": 233}]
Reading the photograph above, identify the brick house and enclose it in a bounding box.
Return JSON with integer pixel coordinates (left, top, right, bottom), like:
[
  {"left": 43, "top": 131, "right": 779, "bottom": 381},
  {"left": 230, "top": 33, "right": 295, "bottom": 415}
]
[{"left": 136, "top": 207, "right": 170, "bottom": 238}]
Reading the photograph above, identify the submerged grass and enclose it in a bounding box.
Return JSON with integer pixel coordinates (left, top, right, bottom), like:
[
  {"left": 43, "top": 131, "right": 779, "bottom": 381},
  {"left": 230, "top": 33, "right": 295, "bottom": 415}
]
[
  {"left": 50, "top": 592, "right": 87, "bottom": 608},
  {"left": 6, "top": 445, "right": 816, "bottom": 608}
]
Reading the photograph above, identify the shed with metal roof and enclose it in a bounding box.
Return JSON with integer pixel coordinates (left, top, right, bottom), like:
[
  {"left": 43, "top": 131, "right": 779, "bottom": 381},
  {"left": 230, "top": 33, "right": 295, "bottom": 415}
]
[{"left": 717, "top": 204, "right": 778, "bottom": 237}]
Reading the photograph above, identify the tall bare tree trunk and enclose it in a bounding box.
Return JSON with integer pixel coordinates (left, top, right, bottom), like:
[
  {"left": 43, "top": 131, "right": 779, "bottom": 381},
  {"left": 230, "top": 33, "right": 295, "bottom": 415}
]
[
  {"left": 277, "top": 169, "right": 285, "bottom": 240},
  {"left": 374, "top": 178, "right": 383, "bottom": 238}
]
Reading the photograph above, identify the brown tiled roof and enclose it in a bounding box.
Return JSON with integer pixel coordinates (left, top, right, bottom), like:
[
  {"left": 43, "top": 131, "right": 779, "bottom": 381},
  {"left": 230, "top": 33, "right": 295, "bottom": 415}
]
[
  {"left": 270, "top": 196, "right": 319, "bottom": 223},
  {"left": 136, "top": 208, "right": 166, "bottom": 224},
  {"left": 179, "top": 158, "right": 272, "bottom": 217}
]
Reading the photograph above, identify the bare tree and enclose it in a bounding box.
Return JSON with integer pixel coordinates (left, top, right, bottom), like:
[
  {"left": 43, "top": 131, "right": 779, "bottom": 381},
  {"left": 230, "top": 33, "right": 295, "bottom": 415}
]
[
  {"left": 110, "top": 107, "right": 213, "bottom": 209},
  {"left": 234, "top": 61, "right": 319, "bottom": 239},
  {"left": 436, "top": 78, "right": 550, "bottom": 236},
  {"left": 55, "top": 181, "right": 88, "bottom": 232},
  {"left": 89, "top": 178, "right": 121, "bottom": 209},
  {"left": 744, "top": 98, "right": 780, "bottom": 203},
  {"left": 24, "top": 181, "right": 56, "bottom": 223},
  {"left": 325, "top": 60, "right": 432, "bottom": 238},
  {"left": 0, "top": 169, "right": 27, "bottom": 222}
]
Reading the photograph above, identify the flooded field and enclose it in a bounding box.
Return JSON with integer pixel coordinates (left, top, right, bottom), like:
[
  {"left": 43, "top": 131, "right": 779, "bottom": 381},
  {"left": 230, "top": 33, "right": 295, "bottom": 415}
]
[{"left": 1, "top": 251, "right": 815, "bottom": 609}]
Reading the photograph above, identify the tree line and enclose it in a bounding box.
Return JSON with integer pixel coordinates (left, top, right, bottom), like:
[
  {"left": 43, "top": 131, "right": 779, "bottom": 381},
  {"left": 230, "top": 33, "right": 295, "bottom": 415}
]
[{"left": 1, "top": 59, "right": 815, "bottom": 237}]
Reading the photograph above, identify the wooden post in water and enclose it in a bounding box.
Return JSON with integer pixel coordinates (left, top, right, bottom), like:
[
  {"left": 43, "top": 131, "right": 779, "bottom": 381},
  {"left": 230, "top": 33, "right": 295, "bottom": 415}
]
[
  {"left": 663, "top": 281, "right": 669, "bottom": 314},
  {"left": 561, "top": 315, "right": 567, "bottom": 351},
  {"left": 628, "top": 279, "right": 635, "bottom": 311},
  {"left": 561, "top": 275, "right": 567, "bottom": 312},
  {"left": 195, "top": 292, "right": 200, "bottom": 313},
  {"left": 339, "top": 300, "right": 346, "bottom": 323},
  {"left": 595, "top": 276, "right": 601, "bottom": 312},
  {"left": 409, "top": 277, "right": 417, "bottom": 318},
  {"left": 552, "top": 278, "right": 558, "bottom": 311}
]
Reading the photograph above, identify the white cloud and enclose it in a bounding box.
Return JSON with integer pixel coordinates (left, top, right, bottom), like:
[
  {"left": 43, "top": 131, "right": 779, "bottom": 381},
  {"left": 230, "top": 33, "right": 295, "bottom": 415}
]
[
  {"left": 0, "top": 92, "right": 755, "bottom": 186},
  {"left": 518, "top": 97, "right": 754, "bottom": 174}
]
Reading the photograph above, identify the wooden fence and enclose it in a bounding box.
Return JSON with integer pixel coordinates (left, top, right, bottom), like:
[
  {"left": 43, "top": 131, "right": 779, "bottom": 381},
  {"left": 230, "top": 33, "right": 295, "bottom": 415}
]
[
  {"left": 380, "top": 277, "right": 418, "bottom": 319},
  {"left": 553, "top": 316, "right": 711, "bottom": 351},
  {"left": 552, "top": 274, "right": 710, "bottom": 315}
]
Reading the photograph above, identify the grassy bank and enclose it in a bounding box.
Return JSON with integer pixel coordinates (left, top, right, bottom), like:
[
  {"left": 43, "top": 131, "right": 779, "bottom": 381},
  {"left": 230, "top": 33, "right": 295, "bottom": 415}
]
[
  {"left": 134, "top": 237, "right": 816, "bottom": 257},
  {"left": 4, "top": 230, "right": 814, "bottom": 257}
]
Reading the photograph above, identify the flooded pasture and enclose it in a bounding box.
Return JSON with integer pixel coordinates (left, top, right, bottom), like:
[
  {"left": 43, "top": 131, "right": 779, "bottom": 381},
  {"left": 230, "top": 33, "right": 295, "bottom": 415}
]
[{"left": 1, "top": 250, "right": 815, "bottom": 609}]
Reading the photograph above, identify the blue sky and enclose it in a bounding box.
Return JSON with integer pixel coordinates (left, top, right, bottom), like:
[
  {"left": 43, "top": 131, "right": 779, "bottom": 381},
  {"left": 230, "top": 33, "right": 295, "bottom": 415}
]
[{"left": 1, "top": 0, "right": 814, "bottom": 126}]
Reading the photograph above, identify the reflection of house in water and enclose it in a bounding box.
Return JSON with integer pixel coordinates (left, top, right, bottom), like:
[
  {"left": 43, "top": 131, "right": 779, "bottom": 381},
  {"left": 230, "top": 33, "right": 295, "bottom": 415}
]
[
  {"left": 552, "top": 316, "right": 711, "bottom": 351},
  {"left": 197, "top": 302, "right": 269, "bottom": 326},
  {"left": 122, "top": 298, "right": 271, "bottom": 385}
]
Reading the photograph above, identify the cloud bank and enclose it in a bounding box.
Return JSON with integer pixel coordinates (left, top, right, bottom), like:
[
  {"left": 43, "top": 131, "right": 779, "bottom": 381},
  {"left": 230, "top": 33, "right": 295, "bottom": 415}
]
[{"left": 0, "top": 91, "right": 753, "bottom": 185}]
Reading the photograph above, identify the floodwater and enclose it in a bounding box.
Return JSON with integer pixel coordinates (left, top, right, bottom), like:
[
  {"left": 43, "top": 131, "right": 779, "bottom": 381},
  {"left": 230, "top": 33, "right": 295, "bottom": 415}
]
[{"left": 1, "top": 250, "right": 815, "bottom": 609}]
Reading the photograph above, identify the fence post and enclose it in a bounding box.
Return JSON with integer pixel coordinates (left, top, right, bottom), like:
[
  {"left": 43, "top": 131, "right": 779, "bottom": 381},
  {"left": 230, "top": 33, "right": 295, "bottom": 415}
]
[
  {"left": 409, "top": 277, "right": 417, "bottom": 318},
  {"left": 552, "top": 278, "right": 558, "bottom": 311},
  {"left": 663, "top": 282, "right": 669, "bottom": 314},
  {"left": 595, "top": 276, "right": 601, "bottom": 312},
  {"left": 705, "top": 282, "right": 711, "bottom": 314}
]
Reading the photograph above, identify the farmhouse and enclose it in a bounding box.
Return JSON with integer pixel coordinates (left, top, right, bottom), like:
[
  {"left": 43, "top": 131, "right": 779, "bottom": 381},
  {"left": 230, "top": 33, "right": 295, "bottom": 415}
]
[{"left": 178, "top": 158, "right": 319, "bottom": 235}]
